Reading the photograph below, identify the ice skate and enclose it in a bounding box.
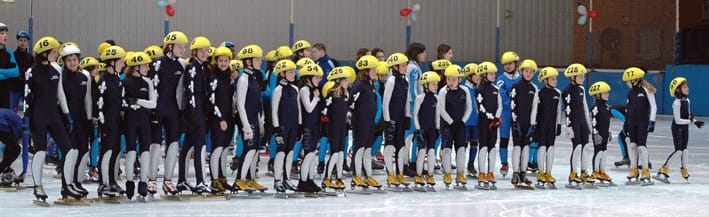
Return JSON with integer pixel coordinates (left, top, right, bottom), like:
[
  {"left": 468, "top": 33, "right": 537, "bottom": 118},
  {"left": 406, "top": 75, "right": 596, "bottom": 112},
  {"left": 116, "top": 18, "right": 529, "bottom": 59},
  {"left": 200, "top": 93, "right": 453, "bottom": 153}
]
[
  {"left": 32, "top": 185, "right": 50, "bottom": 206},
  {"left": 681, "top": 167, "right": 690, "bottom": 183},
  {"left": 535, "top": 172, "right": 547, "bottom": 189},
  {"left": 581, "top": 170, "right": 597, "bottom": 189},
  {"left": 500, "top": 164, "right": 509, "bottom": 178},
  {"left": 652, "top": 165, "right": 670, "bottom": 184},
  {"left": 475, "top": 173, "right": 489, "bottom": 190},
  {"left": 55, "top": 185, "right": 90, "bottom": 206},
  {"left": 137, "top": 181, "right": 149, "bottom": 202},
  {"left": 385, "top": 173, "right": 400, "bottom": 188},
  {"left": 640, "top": 168, "right": 654, "bottom": 186},
  {"left": 246, "top": 179, "right": 268, "bottom": 192},
  {"left": 545, "top": 173, "right": 558, "bottom": 189},
  {"left": 527, "top": 162, "right": 539, "bottom": 174},
  {"left": 467, "top": 164, "right": 478, "bottom": 179},
  {"left": 596, "top": 171, "right": 616, "bottom": 187},
  {"left": 412, "top": 175, "right": 426, "bottom": 192},
  {"left": 346, "top": 175, "right": 371, "bottom": 194},
  {"left": 211, "top": 179, "right": 226, "bottom": 194},
  {"left": 365, "top": 177, "right": 386, "bottom": 193},
  {"left": 514, "top": 172, "right": 534, "bottom": 190},
  {"left": 176, "top": 181, "right": 197, "bottom": 194},
  {"left": 565, "top": 171, "right": 582, "bottom": 190},
  {"left": 397, "top": 174, "right": 413, "bottom": 192},
  {"left": 625, "top": 167, "right": 640, "bottom": 185},
  {"left": 125, "top": 181, "right": 136, "bottom": 199},
  {"left": 443, "top": 173, "right": 452, "bottom": 190},
  {"left": 73, "top": 183, "right": 89, "bottom": 197},
  {"left": 454, "top": 173, "right": 468, "bottom": 191},
  {"left": 614, "top": 157, "right": 630, "bottom": 168},
  {"left": 487, "top": 172, "right": 497, "bottom": 190},
  {"left": 274, "top": 181, "right": 288, "bottom": 199},
  {"left": 425, "top": 174, "right": 437, "bottom": 192}
]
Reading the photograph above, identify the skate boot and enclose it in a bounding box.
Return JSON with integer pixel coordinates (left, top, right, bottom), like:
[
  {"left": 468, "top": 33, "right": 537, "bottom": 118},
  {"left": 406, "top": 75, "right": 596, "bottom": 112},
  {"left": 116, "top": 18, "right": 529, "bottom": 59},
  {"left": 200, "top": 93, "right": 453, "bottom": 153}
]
[
  {"left": 386, "top": 173, "right": 399, "bottom": 187},
  {"left": 511, "top": 172, "right": 521, "bottom": 185},
  {"left": 297, "top": 180, "right": 312, "bottom": 193},
  {"left": 581, "top": 170, "right": 595, "bottom": 183},
  {"left": 414, "top": 175, "right": 425, "bottom": 185},
  {"left": 365, "top": 176, "right": 382, "bottom": 188},
  {"left": 487, "top": 172, "right": 497, "bottom": 190},
  {"left": 351, "top": 175, "right": 368, "bottom": 189},
  {"left": 99, "top": 183, "right": 117, "bottom": 196},
  {"left": 62, "top": 184, "right": 84, "bottom": 200},
  {"left": 626, "top": 167, "right": 640, "bottom": 185},
  {"left": 500, "top": 164, "right": 509, "bottom": 178},
  {"left": 535, "top": 172, "right": 547, "bottom": 189},
  {"left": 194, "top": 182, "right": 213, "bottom": 194},
  {"left": 592, "top": 170, "right": 603, "bottom": 180},
  {"left": 475, "top": 173, "right": 489, "bottom": 190},
  {"left": 598, "top": 171, "right": 615, "bottom": 186},
  {"left": 527, "top": 162, "right": 538, "bottom": 173},
  {"left": 307, "top": 179, "right": 322, "bottom": 192},
  {"left": 681, "top": 167, "right": 690, "bottom": 181},
  {"left": 317, "top": 162, "right": 325, "bottom": 175},
  {"left": 335, "top": 178, "right": 346, "bottom": 190},
  {"left": 467, "top": 164, "right": 478, "bottom": 179},
  {"left": 211, "top": 179, "right": 226, "bottom": 193},
  {"left": 372, "top": 159, "right": 385, "bottom": 170},
  {"left": 125, "top": 181, "right": 135, "bottom": 199},
  {"left": 0, "top": 169, "right": 16, "bottom": 185},
  {"left": 111, "top": 183, "right": 126, "bottom": 195},
  {"left": 322, "top": 178, "right": 336, "bottom": 189},
  {"left": 454, "top": 173, "right": 467, "bottom": 190},
  {"left": 87, "top": 168, "right": 99, "bottom": 183},
  {"left": 274, "top": 181, "right": 287, "bottom": 198},
  {"left": 247, "top": 179, "right": 268, "bottom": 191},
  {"left": 137, "top": 181, "right": 148, "bottom": 199},
  {"left": 640, "top": 168, "right": 653, "bottom": 186},
  {"left": 147, "top": 180, "right": 158, "bottom": 195},
  {"left": 426, "top": 173, "right": 436, "bottom": 186},
  {"left": 546, "top": 172, "right": 557, "bottom": 189},
  {"left": 442, "top": 173, "right": 452, "bottom": 189},
  {"left": 235, "top": 179, "right": 253, "bottom": 191},
  {"left": 33, "top": 185, "right": 49, "bottom": 206},
  {"left": 397, "top": 173, "right": 410, "bottom": 186},
  {"left": 73, "top": 183, "right": 89, "bottom": 197},
  {"left": 281, "top": 179, "right": 298, "bottom": 192},
  {"left": 176, "top": 181, "right": 196, "bottom": 193},
  {"left": 519, "top": 172, "right": 533, "bottom": 189},
  {"left": 221, "top": 178, "right": 235, "bottom": 192},
  {"left": 566, "top": 170, "right": 582, "bottom": 189},
  {"left": 653, "top": 166, "right": 671, "bottom": 184},
  {"left": 614, "top": 157, "right": 630, "bottom": 167}
]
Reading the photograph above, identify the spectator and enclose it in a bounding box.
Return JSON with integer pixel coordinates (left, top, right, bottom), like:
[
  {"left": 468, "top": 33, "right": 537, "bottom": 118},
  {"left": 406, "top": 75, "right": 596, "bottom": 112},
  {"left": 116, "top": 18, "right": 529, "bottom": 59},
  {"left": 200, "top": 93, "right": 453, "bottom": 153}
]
[
  {"left": 11, "top": 31, "right": 33, "bottom": 112},
  {"left": 312, "top": 43, "right": 340, "bottom": 86},
  {"left": 0, "top": 23, "right": 20, "bottom": 109}
]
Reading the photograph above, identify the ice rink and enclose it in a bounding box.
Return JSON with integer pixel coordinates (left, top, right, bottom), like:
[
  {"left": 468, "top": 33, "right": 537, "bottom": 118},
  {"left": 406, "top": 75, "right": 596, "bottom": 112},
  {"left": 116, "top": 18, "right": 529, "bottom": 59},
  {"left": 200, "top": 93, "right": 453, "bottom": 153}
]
[{"left": 1, "top": 116, "right": 708, "bottom": 217}]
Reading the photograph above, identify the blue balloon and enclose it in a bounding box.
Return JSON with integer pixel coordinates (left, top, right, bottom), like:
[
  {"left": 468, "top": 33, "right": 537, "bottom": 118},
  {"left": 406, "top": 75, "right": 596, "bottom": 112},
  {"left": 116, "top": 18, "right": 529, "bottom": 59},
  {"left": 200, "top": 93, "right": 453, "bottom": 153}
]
[
  {"left": 411, "top": 13, "right": 417, "bottom": 22},
  {"left": 577, "top": 15, "right": 587, "bottom": 25},
  {"left": 157, "top": 0, "right": 167, "bottom": 7}
]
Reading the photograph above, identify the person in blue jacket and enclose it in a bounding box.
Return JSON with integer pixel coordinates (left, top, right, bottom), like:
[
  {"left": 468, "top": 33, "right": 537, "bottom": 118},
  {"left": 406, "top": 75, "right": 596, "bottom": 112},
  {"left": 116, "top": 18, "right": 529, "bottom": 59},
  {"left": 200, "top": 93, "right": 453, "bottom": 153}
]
[
  {"left": 462, "top": 63, "right": 479, "bottom": 178},
  {"left": 404, "top": 43, "right": 426, "bottom": 176},
  {"left": 495, "top": 51, "right": 521, "bottom": 177},
  {"left": 0, "top": 108, "right": 23, "bottom": 185},
  {"left": 0, "top": 23, "right": 20, "bottom": 109}
]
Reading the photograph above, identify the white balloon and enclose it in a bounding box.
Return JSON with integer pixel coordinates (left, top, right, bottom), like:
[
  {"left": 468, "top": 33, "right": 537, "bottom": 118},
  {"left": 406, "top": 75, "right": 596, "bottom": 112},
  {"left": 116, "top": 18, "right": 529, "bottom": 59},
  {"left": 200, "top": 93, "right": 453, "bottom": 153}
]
[
  {"left": 412, "top": 3, "right": 421, "bottom": 12},
  {"left": 577, "top": 5, "right": 587, "bottom": 15},
  {"left": 168, "top": 0, "right": 177, "bottom": 4}
]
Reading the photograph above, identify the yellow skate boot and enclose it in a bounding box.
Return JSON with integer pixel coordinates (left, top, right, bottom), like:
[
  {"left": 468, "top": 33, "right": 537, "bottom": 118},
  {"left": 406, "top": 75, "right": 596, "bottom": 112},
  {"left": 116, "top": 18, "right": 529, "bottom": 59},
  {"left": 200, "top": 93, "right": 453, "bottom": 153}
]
[
  {"left": 581, "top": 170, "right": 595, "bottom": 183},
  {"left": 456, "top": 173, "right": 467, "bottom": 185},
  {"left": 365, "top": 176, "right": 382, "bottom": 188},
  {"left": 397, "top": 173, "right": 410, "bottom": 186},
  {"left": 335, "top": 178, "right": 346, "bottom": 189},
  {"left": 386, "top": 173, "right": 399, "bottom": 186},
  {"left": 681, "top": 167, "right": 690, "bottom": 180}
]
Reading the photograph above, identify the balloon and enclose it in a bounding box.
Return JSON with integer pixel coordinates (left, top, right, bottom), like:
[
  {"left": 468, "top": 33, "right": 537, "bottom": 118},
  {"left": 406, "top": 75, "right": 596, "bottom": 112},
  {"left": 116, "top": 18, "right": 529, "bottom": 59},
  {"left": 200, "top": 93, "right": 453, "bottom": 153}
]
[
  {"left": 412, "top": 3, "right": 421, "bottom": 12},
  {"left": 577, "top": 5, "right": 587, "bottom": 15},
  {"left": 157, "top": 0, "right": 167, "bottom": 7},
  {"left": 588, "top": 10, "right": 598, "bottom": 19},
  {"left": 166, "top": 4, "right": 175, "bottom": 17},
  {"left": 400, "top": 8, "right": 412, "bottom": 17},
  {"left": 410, "top": 13, "right": 417, "bottom": 21},
  {"left": 167, "top": 0, "right": 176, "bottom": 4},
  {"left": 577, "top": 15, "right": 587, "bottom": 25}
]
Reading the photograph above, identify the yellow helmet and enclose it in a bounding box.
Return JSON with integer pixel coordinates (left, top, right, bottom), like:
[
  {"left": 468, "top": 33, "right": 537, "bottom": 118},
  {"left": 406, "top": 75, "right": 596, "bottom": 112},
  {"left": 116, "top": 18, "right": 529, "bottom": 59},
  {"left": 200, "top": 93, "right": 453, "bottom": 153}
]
[
  {"left": 321, "top": 81, "right": 336, "bottom": 97},
  {"left": 419, "top": 71, "right": 442, "bottom": 85},
  {"left": 296, "top": 58, "right": 315, "bottom": 68},
  {"left": 124, "top": 51, "right": 135, "bottom": 62},
  {"left": 355, "top": 55, "right": 379, "bottom": 70},
  {"left": 208, "top": 46, "right": 216, "bottom": 57},
  {"left": 238, "top": 45, "right": 263, "bottom": 59},
  {"left": 343, "top": 66, "right": 356, "bottom": 83},
  {"left": 537, "top": 67, "right": 559, "bottom": 82},
  {"left": 501, "top": 51, "right": 520, "bottom": 64},
  {"left": 276, "top": 46, "right": 293, "bottom": 59},
  {"left": 376, "top": 61, "right": 390, "bottom": 75},
  {"left": 300, "top": 64, "right": 323, "bottom": 77},
  {"left": 274, "top": 59, "right": 297, "bottom": 75},
  {"left": 33, "top": 36, "right": 60, "bottom": 55},
  {"left": 98, "top": 63, "right": 106, "bottom": 72},
  {"left": 264, "top": 50, "right": 278, "bottom": 62},
  {"left": 126, "top": 52, "right": 153, "bottom": 67},
  {"left": 622, "top": 67, "right": 645, "bottom": 81},
  {"left": 589, "top": 81, "right": 611, "bottom": 96},
  {"left": 100, "top": 45, "right": 126, "bottom": 61},
  {"left": 444, "top": 65, "right": 464, "bottom": 78},
  {"left": 476, "top": 61, "right": 498, "bottom": 75},
  {"left": 213, "top": 46, "right": 233, "bottom": 59},
  {"left": 564, "top": 63, "right": 587, "bottom": 77},
  {"left": 144, "top": 45, "right": 164, "bottom": 58},
  {"left": 97, "top": 42, "right": 112, "bottom": 55},
  {"left": 292, "top": 40, "right": 311, "bottom": 52},
  {"left": 432, "top": 59, "right": 452, "bottom": 71},
  {"left": 669, "top": 77, "right": 687, "bottom": 97},
  {"left": 463, "top": 63, "right": 478, "bottom": 77},
  {"left": 163, "top": 31, "right": 188, "bottom": 45},
  {"left": 190, "top": 36, "right": 211, "bottom": 50},
  {"left": 328, "top": 67, "right": 349, "bottom": 81},
  {"left": 386, "top": 53, "right": 408, "bottom": 67},
  {"left": 79, "top": 57, "right": 99, "bottom": 69},
  {"left": 230, "top": 59, "right": 244, "bottom": 72},
  {"left": 519, "top": 59, "right": 538, "bottom": 71}
]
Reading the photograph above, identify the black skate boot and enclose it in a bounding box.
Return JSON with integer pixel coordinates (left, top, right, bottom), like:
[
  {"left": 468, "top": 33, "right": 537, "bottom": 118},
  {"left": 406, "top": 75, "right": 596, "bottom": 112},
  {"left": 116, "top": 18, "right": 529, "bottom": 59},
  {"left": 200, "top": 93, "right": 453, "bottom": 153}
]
[
  {"left": 73, "top": 182, "right": 89, "bottom": 197},
  {"left": 62, "top": 184, "right": 84, "bottom": 199},
  {"left": 317, "top": 162, "right": 325, "bottom": 175},
  {"left": 111, "top": 183, "right": 126, "bottom": 195},
  {"left": 125, "top": 181, "right": 135, "bottom": 199},
  {"left": 177, "top": 181, "right": 196, "bottom": 193},
  {"left": 614, "top": 157, "right": 630, "bottom": 167},
  {"left": 33, "top": 185, "right": 49, "bottom": 206},
  {"left": 138, "top": 181, "right": 148, "bottom": 198}
]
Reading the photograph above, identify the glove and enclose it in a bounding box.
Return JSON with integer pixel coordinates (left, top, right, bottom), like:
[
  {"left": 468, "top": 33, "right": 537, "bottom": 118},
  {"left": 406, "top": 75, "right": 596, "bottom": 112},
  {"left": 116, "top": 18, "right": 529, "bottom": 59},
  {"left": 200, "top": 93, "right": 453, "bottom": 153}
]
[
  {"left": 125, "top": 98, "right": 138, "bottom": 106},
  {"left": 64, "top": 113, "right": 74, "bottom": 133},
  {"left": 91, "top": 118, "right": 99, "bottom": 127},
  {"left": 556, "top": 125, "right": 561, "bottom": 136},
  {"left": 242, "top": 126, "right": 254, "bottom": 140},
  {"left": 695, "top": 121, "right": 704, "bottom": 129},
  {"left": 648, "top": 121, "right": 655, "bottom": 133},
  {"left": 513, "top": 123, "right": 522, "bottom": 135},
  {"left": 593, "top": 134, "right": 602, "bottom": 146},
  {"left": 566, "top": 127, "right": 574, "bottom": 139},
  {"left": 488, "top": 118, "right": 502, "bottom": 129},
  {"left": 274, "top": 127, "right": 284, "bottom": 145},
  {"left": 404, "top": 117, "right": 411, "bottom": 129},
  {"left": 527, "top": 125, "right": 536, "bottom": 142},
  {"left": 320, "top": 115, "right": 329, "bottom": 123},
  {"left": 415, "top": 130, "right": 425, "bottom": 143}
]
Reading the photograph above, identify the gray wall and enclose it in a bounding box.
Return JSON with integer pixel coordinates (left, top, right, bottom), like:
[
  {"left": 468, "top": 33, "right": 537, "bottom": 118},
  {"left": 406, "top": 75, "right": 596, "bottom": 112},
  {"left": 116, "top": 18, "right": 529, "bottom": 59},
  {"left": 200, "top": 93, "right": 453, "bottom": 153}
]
[{"left": 0, "top": 0, "right": 572, "bottom": 66}]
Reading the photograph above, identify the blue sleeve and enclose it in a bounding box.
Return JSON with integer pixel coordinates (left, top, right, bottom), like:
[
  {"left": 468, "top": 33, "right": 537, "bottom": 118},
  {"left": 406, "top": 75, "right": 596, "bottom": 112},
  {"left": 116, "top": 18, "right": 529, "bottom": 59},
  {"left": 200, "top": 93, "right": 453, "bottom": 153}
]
[
  {"left": 374, "top": 91, "right": 382, "bottom": 124},
  {"left": 496, "top": 77, "right": 511, "bottom": 108},
  {"left": 262, "top": 72, "right": 277, "bottom": 99},
  {"left": 0, "top": 48, "right": 20, "bottom": 80},
  {"left": 465, "top": 87, "right": 478, "bottom": 126},
  {"left": 610, "top": 108, "right": 625, "bottom": 122},
  {"left": 408, "top": 67, "right": 419, "bottom": 106}
]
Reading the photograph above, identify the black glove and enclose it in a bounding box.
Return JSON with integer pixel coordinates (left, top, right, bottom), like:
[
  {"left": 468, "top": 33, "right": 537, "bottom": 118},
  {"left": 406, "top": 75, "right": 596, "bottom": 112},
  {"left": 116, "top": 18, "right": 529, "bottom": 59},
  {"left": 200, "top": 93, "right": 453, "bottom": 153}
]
[
  {"left": 513, "top": 123, "right": 522, "bottom": 135},
  {"left": 556, "top": 124, "right": 561, "bottom": 136},
  {"left": 125, "top": 98, "right": 138, "bottom": 105},
  {"left": 593, "top": 134, "right": 602, "bottom": 146},
  {"left": 648, "top": 121, "right": 656, "bottom": 133},
  {"left": 695, "top": 121, "right": 704, "bottom": 129}
]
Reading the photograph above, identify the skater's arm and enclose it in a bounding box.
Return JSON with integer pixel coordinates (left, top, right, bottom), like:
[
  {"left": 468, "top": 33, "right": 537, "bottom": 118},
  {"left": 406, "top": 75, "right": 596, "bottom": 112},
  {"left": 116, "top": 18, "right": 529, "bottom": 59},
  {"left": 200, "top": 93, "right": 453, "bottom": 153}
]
[
  {"left": 236, "top": 74, "right": 251, "bottom": 130},
  {"left": 206, "top": 76, "right": 223, "bottom": 120},
  {"left": 138, "top": 76, "right": 157, "bottom": 109},
  {"left": 382, "top": 77, "right": 394, "bottom": 122},
  {"left": 175, "top": 59, "right": 187, "bottom": 111},
  {"left": 271, "top": 85, "right": 283, "bottom": 128},
  {"left": 645, "top": 87, "right": 657, "bottom": 122},
  {"left": 556, "top": 89, "right": 563, "bottom": 125},
  {"left": 295, "top": 85, "right": 302, "bottom": 125},
  {"left": 22, "top": 68, "right": 33, "bottom": 117},
  {"left": 0, "top": 48, "right": 19, "bottom": 79},
  {"left": 299, "top": 86, "right": 319, "bottom": 113},
  {"left": 673, "top": 100, "right": 691, "bottom": 125},
  {"left": 438, "top": 87, "right": 453, "bottom": 125},
  {"left": 462, "top": 87, "right": 472, "bottom": 123},
  {"left": 511, "top": 87, "right": 519, "bottom": 122},
  {"left": 83, "top": 70, "right": 94, "bottom": 119},
  {"left": 581, "top": 87, "right": 592, "bottom": 131},
  {"left": 530, "top": 86, "right": 539, "bottom": 125},
  {"left": 413, "top": 95, "right": 424, "bottom": 130},
  {"left": 495, "top": 87, "right": 502, "bottom": 118},
  {"left": 56, "top": 70, "right": 70, "bottom": 114}
]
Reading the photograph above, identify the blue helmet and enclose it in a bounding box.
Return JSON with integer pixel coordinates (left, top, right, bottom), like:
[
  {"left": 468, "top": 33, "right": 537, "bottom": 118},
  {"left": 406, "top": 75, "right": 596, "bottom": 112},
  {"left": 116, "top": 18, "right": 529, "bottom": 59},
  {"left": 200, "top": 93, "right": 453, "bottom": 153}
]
[
  {"left": 16, "top": 31, "right": 31, "bottom": 40},
  {"left": 221, "top": 41, "right": 234, "bottom": 48}
]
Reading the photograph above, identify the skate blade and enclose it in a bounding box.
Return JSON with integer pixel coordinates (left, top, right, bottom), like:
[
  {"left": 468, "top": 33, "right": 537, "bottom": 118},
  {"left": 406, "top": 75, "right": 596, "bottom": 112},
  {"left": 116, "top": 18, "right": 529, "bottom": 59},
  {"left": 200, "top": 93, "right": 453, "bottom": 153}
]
[
  {"left": 186, "top": 194, "right": 229, "bottom": 201},
  {"left": 413, "top": 187, "right": 427, "bottom": 192},
  {"left": 425, "top": 186, "right": 437, "bottom": 192},
  {"left": 625, "top": 181, "right": 640, "bottom": 186},
  {"left": 652, "top": 175, "right": 670, "bottom": 184},
  {"left": 565, "top": 184, "right": 582, "bottom": 190},
  {"left": 33, "top": 199, "right": 50, "bottom": 207},
  {"left": 546, "top": 184, "right": 558, "bottom": 189},
  {"left": 0, "top": 187, "right": 18, "bottom": 192},
  {"left": 345, "top": 189, "right": 372, "bottom": 195},
  {"left": 475, "top": 185, "right": 490, "bottom": 190},
  {"left": 453, "top": 185, "right": 468, "bottom": 191},
  {"left": 371, "top": 189, "right": 387, "bottom": 194},
  {"left": 534, "top": 184, "right": 546, "bottom": 189},
  {"left": 596, "top": 182, "right": 610, "bottom": 187},
  {"left": 514, "top": 185, "right": 534, "bottom": 190},
  {"left": 303, "top": 192, "right": 320, "bottom": 198},
  {"left": 160, "top": 195, "right": 182, "bottom": 201},
  {"left": 640, "top": 181, "right": 654, "bottom": 186},
  {"left": 54, "top": 198, "right": 91, "bottom": 206},
  {"left": 582, "top": 183, "right": 598, "bottom": 189},
  {"left": 386, "top": 187, "right": 403, "bottom": 192}
]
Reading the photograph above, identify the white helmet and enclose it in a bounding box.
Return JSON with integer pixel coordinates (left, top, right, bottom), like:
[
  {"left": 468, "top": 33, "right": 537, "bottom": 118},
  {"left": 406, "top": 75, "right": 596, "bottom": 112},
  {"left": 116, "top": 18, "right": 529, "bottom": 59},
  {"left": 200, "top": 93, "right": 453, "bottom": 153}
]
[
  {"left": 61, "top": 45, "right": 81, "bottom": 57},
  {"left": 0, "top": 23, "right": 7, "bottom": 32}
]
